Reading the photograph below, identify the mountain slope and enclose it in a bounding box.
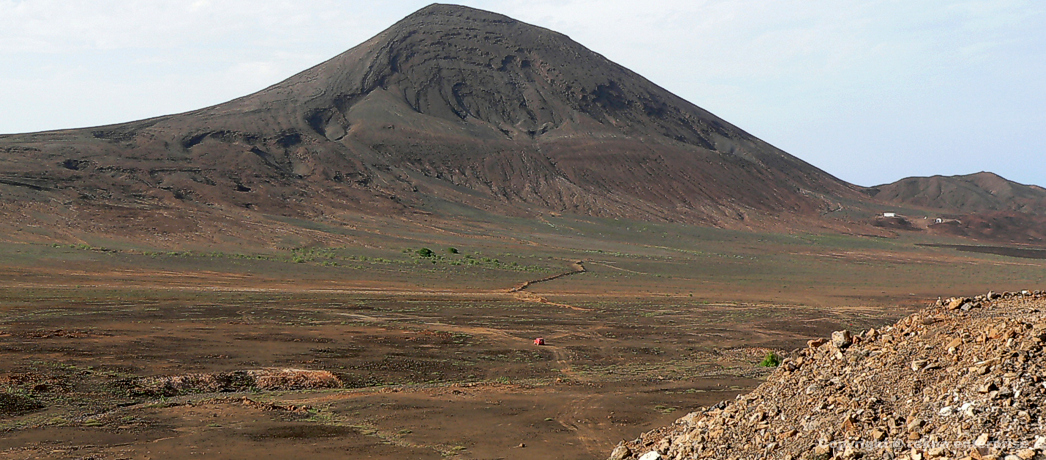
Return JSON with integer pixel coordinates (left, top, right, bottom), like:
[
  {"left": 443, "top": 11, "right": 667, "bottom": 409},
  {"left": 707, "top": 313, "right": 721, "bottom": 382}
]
[{"left": 0, "top": 4, "right": 872, "bottom": 244}]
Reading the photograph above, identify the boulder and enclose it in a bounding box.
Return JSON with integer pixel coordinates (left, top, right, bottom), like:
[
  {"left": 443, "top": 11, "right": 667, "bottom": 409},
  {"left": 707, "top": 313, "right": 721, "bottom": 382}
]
[{"left": 831, "top": 330, "right": 853, "bottom": 349}]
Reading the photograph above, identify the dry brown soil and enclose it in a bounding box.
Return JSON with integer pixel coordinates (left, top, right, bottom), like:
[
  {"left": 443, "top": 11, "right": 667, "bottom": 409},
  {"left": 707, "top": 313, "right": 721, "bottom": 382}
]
[
  {"left": 3, "top": 224, "right": 1042, "bottom": 459},
  {"left": 0, "top": 280, "right": 909, "bottom": 459}
]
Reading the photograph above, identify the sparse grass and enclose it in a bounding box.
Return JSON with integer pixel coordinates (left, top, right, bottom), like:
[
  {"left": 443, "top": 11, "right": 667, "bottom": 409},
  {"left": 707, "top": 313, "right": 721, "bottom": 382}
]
[
  {"left": 82, "top": 418, "right": 104, "bottom": 427},
  {"left": 14, "top": 211, "right": 1040, "bottom": 303},
  {"left": 654, "top": 405, "right": 678, "bottom": 414}
]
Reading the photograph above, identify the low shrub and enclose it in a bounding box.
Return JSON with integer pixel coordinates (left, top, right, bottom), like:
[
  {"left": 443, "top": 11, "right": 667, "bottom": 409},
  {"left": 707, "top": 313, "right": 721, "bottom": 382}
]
[{"left": 758, "top": 351, "right": 781, "bottom": 367}]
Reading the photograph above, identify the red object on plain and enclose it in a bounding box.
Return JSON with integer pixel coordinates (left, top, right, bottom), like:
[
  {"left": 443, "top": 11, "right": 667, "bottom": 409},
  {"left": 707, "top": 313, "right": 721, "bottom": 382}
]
[{"left": 534, "top": 338, "right": 545, "bottom": 345}]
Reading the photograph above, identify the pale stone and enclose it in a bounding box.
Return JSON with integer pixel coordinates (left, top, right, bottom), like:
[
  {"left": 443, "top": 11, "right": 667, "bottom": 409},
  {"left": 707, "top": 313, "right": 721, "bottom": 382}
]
[
  {"left": 832, "top": 330, "right": 853, "bottom": 349},
  {"left": 1034, "top": 436, "right": 1046, "bottom": 450},
  {"left": 637, "top": 451, "right": 661, "bottom": 460},
  {"left": 975, "top": 433, "right": 990, "bottom": 447}
]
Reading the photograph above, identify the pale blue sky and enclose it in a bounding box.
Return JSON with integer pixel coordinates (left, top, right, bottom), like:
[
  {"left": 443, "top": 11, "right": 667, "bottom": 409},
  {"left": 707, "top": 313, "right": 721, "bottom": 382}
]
[{"left": 1, "top": 0, "right": 1043, "bottom": 187}]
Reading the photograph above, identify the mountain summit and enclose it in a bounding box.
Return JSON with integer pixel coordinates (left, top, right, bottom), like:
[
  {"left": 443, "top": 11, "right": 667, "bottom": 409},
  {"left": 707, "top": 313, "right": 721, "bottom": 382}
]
[{"left": 0, "top": 4, "right": 866, "bottom": 241}]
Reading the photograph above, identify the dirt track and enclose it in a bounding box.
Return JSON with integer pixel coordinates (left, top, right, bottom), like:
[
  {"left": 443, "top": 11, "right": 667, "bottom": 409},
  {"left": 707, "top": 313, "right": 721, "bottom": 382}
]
[{"left": 509, "top": 260, "right": 587, "bottom": 292}]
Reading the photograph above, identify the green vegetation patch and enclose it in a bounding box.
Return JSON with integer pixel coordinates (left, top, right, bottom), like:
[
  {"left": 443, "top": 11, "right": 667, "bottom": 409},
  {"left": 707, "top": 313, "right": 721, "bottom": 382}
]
[{"left": 758, "top": 351, "right": 781, "bottom": 367}]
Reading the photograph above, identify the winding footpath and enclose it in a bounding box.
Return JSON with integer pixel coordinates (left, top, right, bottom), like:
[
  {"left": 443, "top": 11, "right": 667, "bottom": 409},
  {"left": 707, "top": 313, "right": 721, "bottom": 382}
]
[{"left": 508, "top": 260, "right": 590, "bottom": 311}]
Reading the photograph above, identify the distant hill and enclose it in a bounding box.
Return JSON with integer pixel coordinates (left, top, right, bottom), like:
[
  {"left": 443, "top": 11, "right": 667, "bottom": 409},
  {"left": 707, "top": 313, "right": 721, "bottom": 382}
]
[
  {"left": 868, "top": 172, "right": 1046, "bottom": 243},
  {"left": 869, "top": 172, "right": 1046, "bottom": 215}
]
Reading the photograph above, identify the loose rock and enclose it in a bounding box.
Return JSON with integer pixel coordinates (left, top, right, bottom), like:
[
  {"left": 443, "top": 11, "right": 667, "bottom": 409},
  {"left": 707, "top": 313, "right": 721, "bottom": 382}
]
[
  {"left": 832, "top": 330, "right": 853, "bottom": 349},
  {"left": 611, "top": 290, "right": 1046, "bottom": 460},
  {"left": 636, "top": 451, "right": 660, "bottom": 460}
]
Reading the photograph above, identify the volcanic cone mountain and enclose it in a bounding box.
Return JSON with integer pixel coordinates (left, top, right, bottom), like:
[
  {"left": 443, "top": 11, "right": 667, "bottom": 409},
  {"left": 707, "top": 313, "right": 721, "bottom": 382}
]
[{"left": 0, "top": 4, "right": 866, "bottom": 242}]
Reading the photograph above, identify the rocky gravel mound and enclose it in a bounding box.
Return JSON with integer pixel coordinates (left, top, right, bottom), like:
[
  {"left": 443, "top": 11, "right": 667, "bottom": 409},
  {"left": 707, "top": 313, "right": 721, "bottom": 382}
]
[
  {"left": 612, "top": 290, "right": 1046, "bottom": 460},
  {"left": 131, "top": 368, "right": 342, "bottom": 397}
]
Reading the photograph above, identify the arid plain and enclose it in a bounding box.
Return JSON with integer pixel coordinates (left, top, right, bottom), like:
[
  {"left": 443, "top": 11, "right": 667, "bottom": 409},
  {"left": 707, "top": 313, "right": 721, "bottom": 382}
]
[{"left": 2, "top": 212, "right": 1045, "bottom": 459}]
